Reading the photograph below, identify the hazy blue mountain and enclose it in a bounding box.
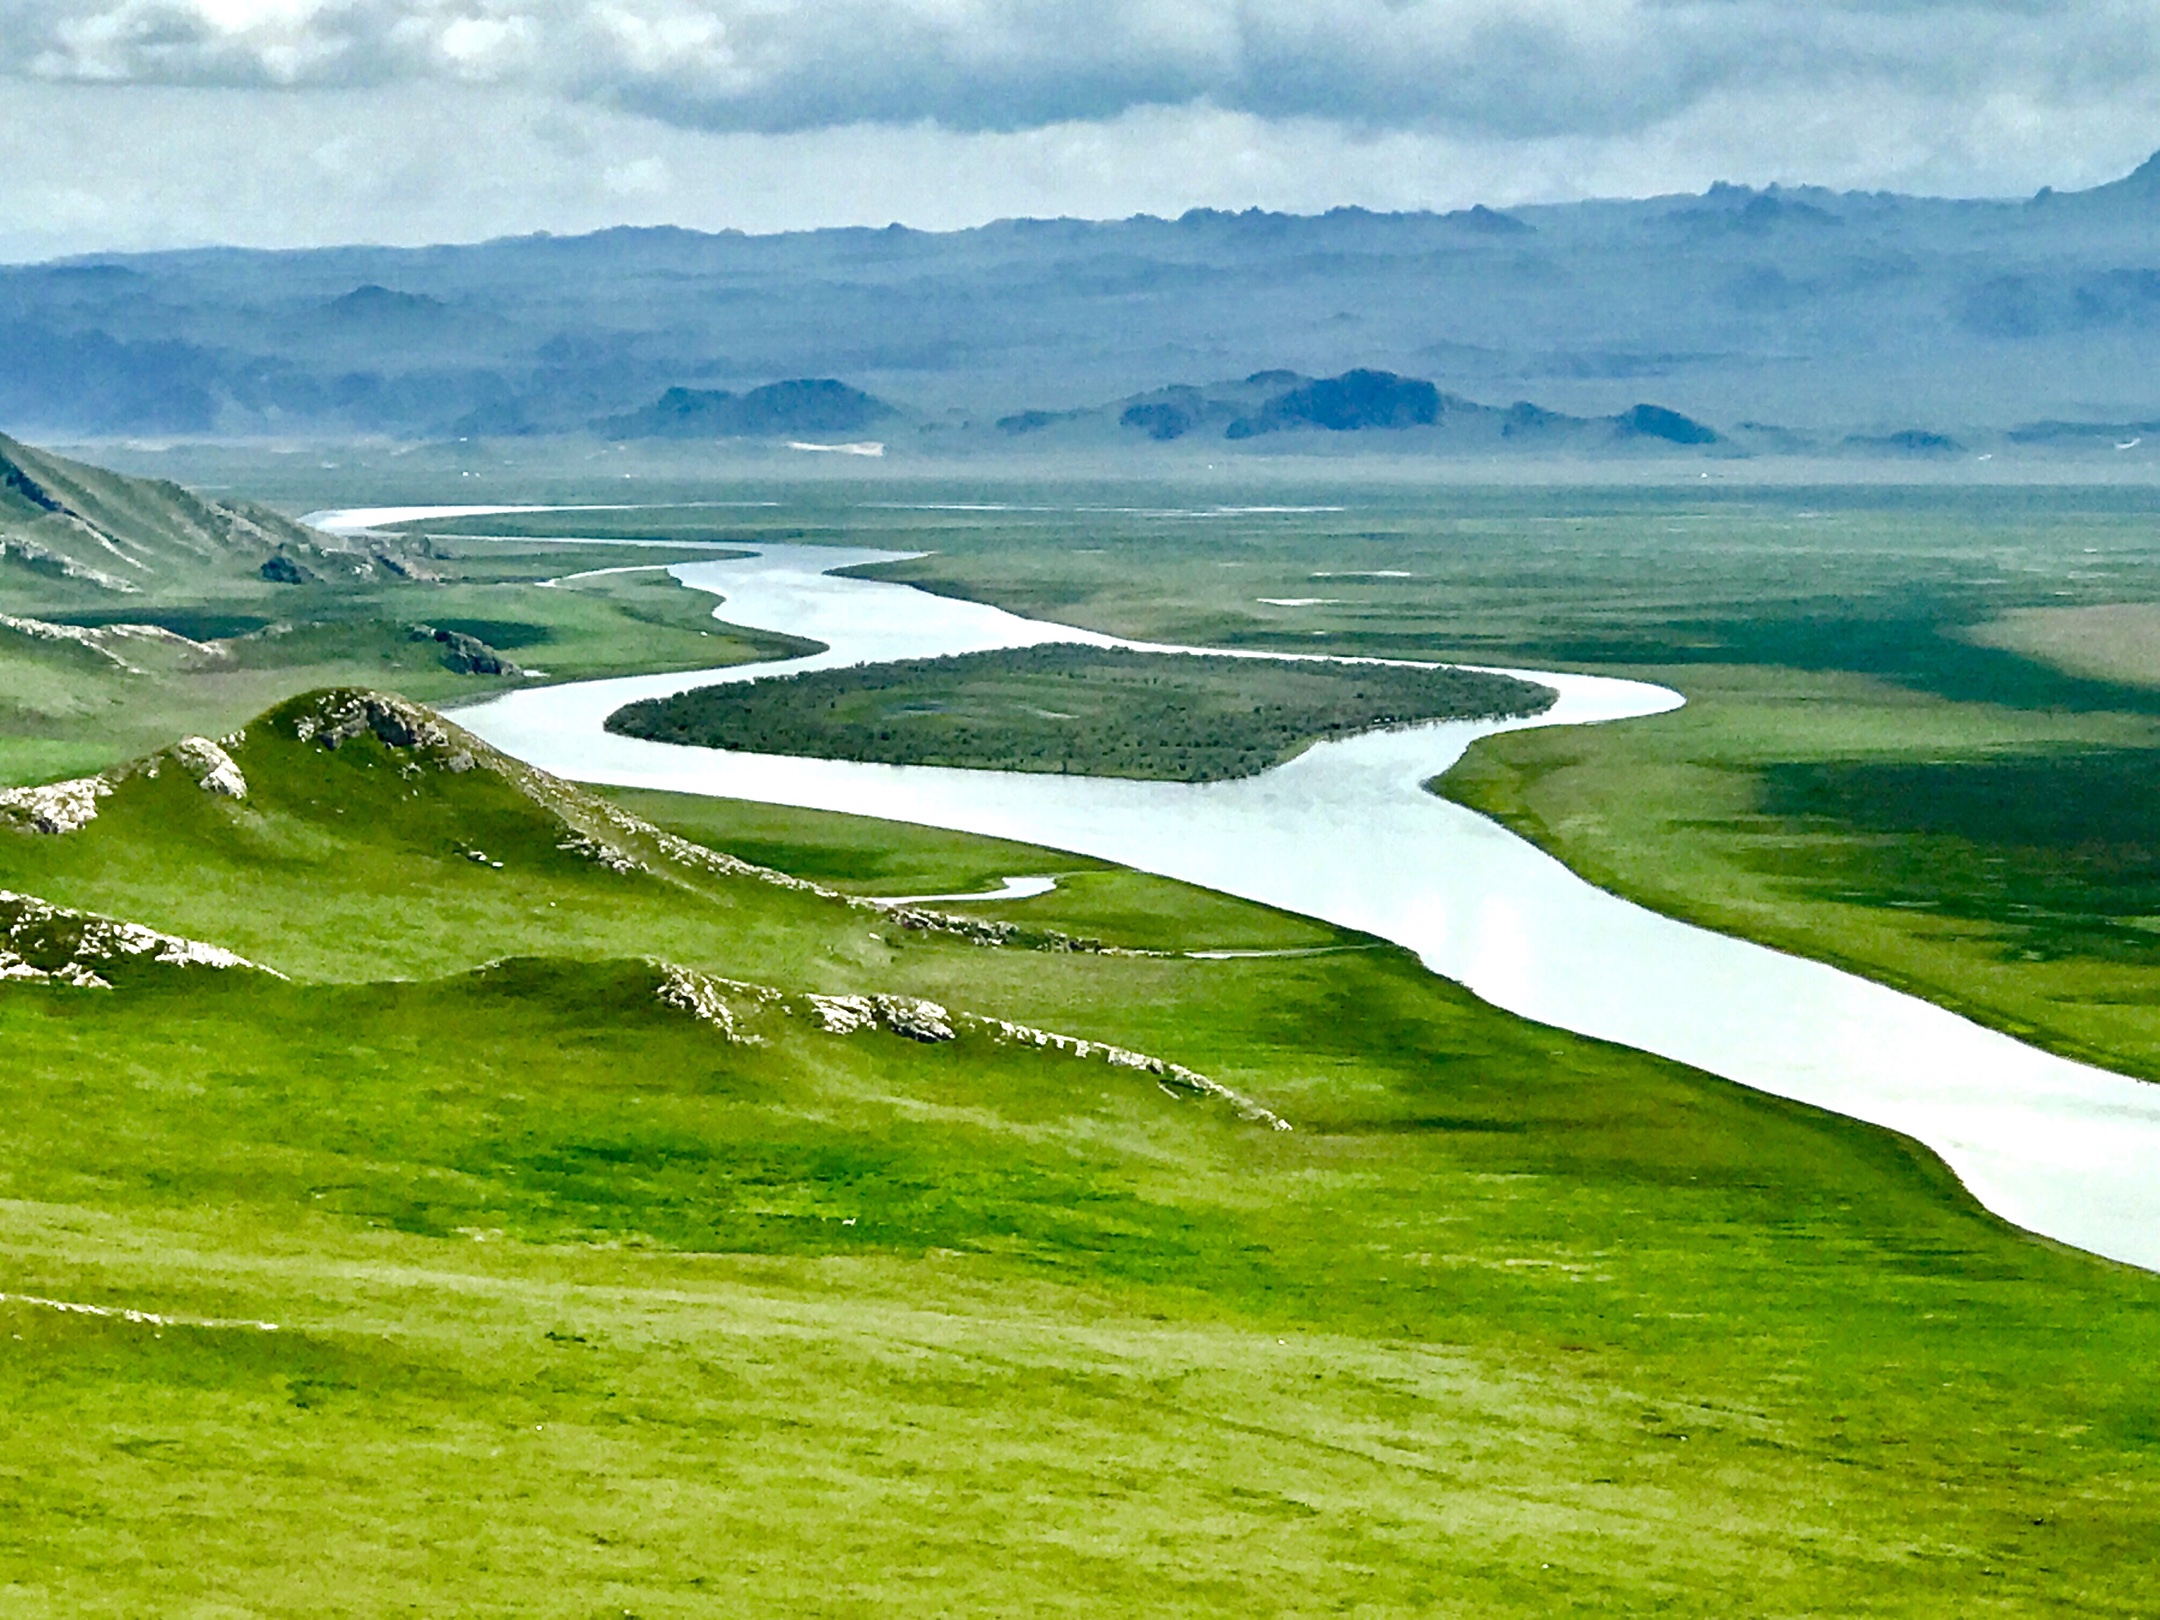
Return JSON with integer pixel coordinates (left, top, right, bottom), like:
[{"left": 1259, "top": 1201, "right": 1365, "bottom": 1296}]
[
  {"left": 595, "top": 379, "right": 894, "bottom": 438},
  {"left": 1003, "top": 369, "right": 1723, "bottom": 452},
  {"left": 1226, "top": 369, "right": 1443, "bottom": 436},
  {"left": 9, "top": 155, "right": 2160, "bottom": 451}
]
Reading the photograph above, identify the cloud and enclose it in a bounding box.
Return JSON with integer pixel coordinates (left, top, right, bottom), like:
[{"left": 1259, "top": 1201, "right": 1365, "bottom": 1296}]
[
  {"left": 4, "top": 3, "right": 2160, "bottom": 257},
  {"left": 4, "top": 64, "right": 2159, "bottom": 264},
  {"left": 11, "top": 0, "right": 2160, "bottom": 146}
]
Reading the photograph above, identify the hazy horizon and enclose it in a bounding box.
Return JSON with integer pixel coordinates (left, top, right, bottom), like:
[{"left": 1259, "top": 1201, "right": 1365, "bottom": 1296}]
[{"left": 8, "top": 1, "right": 2160, "bottom": 260}]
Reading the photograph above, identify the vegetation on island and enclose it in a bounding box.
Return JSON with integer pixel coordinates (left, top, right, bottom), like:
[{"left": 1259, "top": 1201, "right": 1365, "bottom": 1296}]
[{"left": 606, "top": 642, "right": 1555, "bottom": 781}]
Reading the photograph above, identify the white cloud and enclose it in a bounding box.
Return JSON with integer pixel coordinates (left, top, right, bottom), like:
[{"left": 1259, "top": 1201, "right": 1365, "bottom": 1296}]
[
  {"left": 1, "top": 3, "right": 2158, "bottom": 253},
  {"left": 10, "top": 0, "right": 2160, "bottom": 144}
]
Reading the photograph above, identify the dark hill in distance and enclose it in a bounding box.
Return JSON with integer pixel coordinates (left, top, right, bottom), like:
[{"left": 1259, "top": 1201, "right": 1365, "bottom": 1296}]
[
  {"left": 15, "top": 152, "right": 2160, "bottom": 449},
  {"left": 1227, "top": 369, "right": 1443, "bottom": 437},
  {"left": 326, "top": 285, "right": 451, "bottom": 320},
  {"left": 595, "top": 379, "right": 894, "bottom": 439},
  {"left": 1018, "top": 369, "right": 1726, "bottom": 452}
]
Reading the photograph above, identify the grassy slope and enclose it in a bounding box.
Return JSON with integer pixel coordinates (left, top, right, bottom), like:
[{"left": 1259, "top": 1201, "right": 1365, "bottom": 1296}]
[
  {"left": 0, "top": 549, "right": 812, "bottom": 788},
  {"left": 3, "top": 697, "right": 2160, "bottom": 1613},
  {"left": 0, "top": 431, "right": 325, "bottom": 591},
  {"left": 1439, "top": 665, "right": 2160, "bottom": 1082}
]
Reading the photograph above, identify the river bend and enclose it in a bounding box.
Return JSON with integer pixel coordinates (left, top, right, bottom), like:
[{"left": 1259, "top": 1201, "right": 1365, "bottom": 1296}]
[{"left": 311, "top": 512, "right": 2160, "bottom": 1271}]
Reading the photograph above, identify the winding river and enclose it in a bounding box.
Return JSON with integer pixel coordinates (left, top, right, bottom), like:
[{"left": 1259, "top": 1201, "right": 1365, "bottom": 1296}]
[{"left": 315, "top": 510, "right": 2160, "bottom": 1271}]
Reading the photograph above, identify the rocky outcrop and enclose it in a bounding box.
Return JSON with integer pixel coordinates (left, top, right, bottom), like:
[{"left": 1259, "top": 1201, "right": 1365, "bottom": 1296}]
[
  {"left": 971, "top": 1015, "right": 1293, "bottom": 1130},
  {"left": 649, "top": 961, "right": 1288, "bottom": 1127},
  {"left": 0, "top": 537, "right": 138, "bottom": 592},
  {"left": 174, "top": 736, "right": 246, "bottom": 799},
  {"left": 556, "top": 833, "right": 644, "bottom": 875},
  {"left": 1, "top": 731, "right": 247, "bottom": 835},
  {"left": 292, "top": 690, "right": 453, "bottom": 752},
  {"left": 0, "top": 890, "right": 278, "bottom": 988},
  {"left": 655, "top": 964, "right": 783, "bottom": 1041},
  {"left": 0, "top": 776, "right": 111, "bottom": 834},
  {"left": 0, "top": 612, "right": 212, "bottom": 672},
  {"left": 410, "top": 624, "right": 519, "bottom": 677},
  {"left": 805, "top": 992, "right": 955, "bottom": 1041}
]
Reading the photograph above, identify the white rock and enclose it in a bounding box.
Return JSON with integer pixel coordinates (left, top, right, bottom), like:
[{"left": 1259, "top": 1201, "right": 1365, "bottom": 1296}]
[
  {"left": 0, "top": 776, "right": 111, "bottom": 834},
  {"left": 173, "top": 736, "right": 247, "bottom": 799},
  {"left": 809, "top": 993, "right": 878, "bottom": 1034}
]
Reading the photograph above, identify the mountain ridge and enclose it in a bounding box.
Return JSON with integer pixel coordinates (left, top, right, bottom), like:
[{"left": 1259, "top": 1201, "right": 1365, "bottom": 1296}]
[{"left": 13, "top": 150, "right": 2160, "bottom": 445}]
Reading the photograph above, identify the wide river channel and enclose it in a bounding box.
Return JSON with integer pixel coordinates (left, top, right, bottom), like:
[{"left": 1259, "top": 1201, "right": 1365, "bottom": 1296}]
[{"left": 317, "top": 509, "right": 2160, "bottom": 1271}]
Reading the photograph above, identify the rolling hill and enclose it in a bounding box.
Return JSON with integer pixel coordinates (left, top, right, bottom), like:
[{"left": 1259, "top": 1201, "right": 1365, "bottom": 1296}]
[
  {"left": 5, "top": 685, "right": 2160, "bottom": 1609},
  {"left": 0, "top": 431, "right": 370, "bottom": 597}
]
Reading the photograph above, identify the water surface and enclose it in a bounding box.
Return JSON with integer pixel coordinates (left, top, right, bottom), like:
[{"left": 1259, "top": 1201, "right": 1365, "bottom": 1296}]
[{"left": 313, "top": 510, "right": 2160, "bottom": 1270}]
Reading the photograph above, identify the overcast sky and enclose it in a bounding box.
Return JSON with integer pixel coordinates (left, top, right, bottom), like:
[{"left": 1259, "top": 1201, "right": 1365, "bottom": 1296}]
[{"left": 4, "top": 0, "right": 2159, "bottom": 259}]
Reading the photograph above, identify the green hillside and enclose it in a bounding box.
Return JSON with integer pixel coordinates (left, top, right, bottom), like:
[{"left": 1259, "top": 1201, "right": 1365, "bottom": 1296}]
[
  {"left": 0, "top": 436, "right": 815, "bottom": 788},
  {"left": 0, "top": 431, "right": 367, "bottom": 599},
  {"left": 3, "top": 689, "right": 2159, "bottom": 1613}
]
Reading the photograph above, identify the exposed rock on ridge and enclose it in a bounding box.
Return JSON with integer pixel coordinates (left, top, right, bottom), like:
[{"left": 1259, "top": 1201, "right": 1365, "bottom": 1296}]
[
  {"left": 174, "top": 736, "right": 246, "bottom": 799},
  {"left": 0, "top": 776, "right": 111, "bottom": 834},
  {"left": 0, "top": 890, "right": 279, "bottom": 987},
  {"left": 647, "top": 962, "right": 1290, "bottom": 1129},
  {"left": 2, "top": 729, "right": 249, "bottom": 835}
]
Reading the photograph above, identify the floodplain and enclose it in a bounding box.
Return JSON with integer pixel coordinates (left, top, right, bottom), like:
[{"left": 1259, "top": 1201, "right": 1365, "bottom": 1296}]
[{"left": 6, "top": 470, "right": 2160, "bottom": 1611}]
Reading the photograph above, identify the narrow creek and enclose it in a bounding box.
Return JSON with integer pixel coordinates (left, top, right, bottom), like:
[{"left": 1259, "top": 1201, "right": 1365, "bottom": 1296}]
[{"left": 313, "top": 510, "right": 2160, "bottom": 1271}]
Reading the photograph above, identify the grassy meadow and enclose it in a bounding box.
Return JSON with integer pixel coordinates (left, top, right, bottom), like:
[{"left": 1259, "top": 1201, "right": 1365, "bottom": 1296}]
[
  {"left": 4, "top": 694, "right": 2160, "bottom": 1613},
  {"left": 6, "top": 475, "right": 2160, "bottom": 1610}
]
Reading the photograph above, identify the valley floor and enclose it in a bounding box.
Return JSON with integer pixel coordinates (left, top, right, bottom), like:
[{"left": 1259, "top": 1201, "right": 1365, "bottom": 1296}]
[
  {"left": 8, "top": 479, "right": 2160, "bottom": 1611},
  {"left": 3, "top": 701, "right": 2157, "bottom": 1613}
]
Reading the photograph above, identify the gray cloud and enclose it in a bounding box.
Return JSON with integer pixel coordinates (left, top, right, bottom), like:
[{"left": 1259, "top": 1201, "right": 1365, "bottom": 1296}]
[
  {"left": 10, "top": 0, "right": 2160, "bottom": 144},
  {"left": 6, "top": 2, "right": 2160, "bottom": 259}
]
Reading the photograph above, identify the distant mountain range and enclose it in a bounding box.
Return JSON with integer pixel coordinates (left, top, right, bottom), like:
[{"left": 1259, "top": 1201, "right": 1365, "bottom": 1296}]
[{"left": 12, "top": 154, "right": 2160, "bottom": 452}]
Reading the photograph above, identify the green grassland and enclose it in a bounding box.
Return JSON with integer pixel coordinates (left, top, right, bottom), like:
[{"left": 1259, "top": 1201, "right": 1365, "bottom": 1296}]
[
  {"left": 7, "top": 691, "right": 2160, "bottom": 1613},
  {"left": 471, "top": 485, "right": 2160, "bottom": 1089},
  {"left": 603, "top": 785, "right": 1344, "bottom": 953},
  {"left": 1440, "top": 664, "right": 2160, "bottom": 1081},
  {"left": 607, "top": 643, "right": 1553, "bottom": 782},
  {"left": 0, "top": 531, "right": 814, "bottom": 788}
]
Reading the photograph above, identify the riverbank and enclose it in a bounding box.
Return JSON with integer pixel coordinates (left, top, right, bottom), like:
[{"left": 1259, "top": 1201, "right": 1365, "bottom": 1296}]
[
  {"left": 425, "top": 529, "right": 2160, "bottom": 1271},
  {"left": 1441, "top": 661, "right": 2160, "bottom": 1083}
]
